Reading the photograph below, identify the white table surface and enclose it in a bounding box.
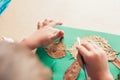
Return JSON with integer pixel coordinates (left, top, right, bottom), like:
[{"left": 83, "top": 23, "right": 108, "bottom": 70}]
[{"left": 0, "top": 0, "right": 120, "bottom": 41}]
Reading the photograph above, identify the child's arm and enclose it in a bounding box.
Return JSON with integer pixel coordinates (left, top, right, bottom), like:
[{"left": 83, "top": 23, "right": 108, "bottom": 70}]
[
  {"left": 77, "top": 42, "right": 114, "bottom": 80},
  {"left": 20, "top": 19, "right": 64, "bottom": 50}
]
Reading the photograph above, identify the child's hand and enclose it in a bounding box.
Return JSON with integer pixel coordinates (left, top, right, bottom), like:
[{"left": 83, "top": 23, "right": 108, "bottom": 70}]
[
  {"left": 20, "top": 19, "right": 64, "bottom": 50},
  {"left": 77, "top": 42, "right": 114, "bottom": 80}
]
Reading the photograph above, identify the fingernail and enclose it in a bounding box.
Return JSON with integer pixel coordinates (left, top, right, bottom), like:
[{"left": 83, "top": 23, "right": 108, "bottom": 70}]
[
  {"left": 76, "top": 46, "right": 79, "bottom": 49},
  {"left": 45, "top": 19, "right": 47, "bottom": 21},
  {"left": 76, "top": 46, "right": 80, "bottom": 49},
  {"left": 59, "top": 30, "right": 64, "bottom": 36}
]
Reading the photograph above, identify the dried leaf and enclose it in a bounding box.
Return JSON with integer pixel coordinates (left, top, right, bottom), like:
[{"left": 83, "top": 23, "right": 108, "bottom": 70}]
[
  {"left": 45, "top": 42, "right": 66, "bottom": 58},
  {"left": 64, "top": 60, "right": 81, "bottom": 80},
  {"left": 112, "top": 57, "right": 120, "bottom": 69}
]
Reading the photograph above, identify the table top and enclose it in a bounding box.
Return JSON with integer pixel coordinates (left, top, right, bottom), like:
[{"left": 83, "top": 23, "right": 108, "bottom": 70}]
[{"left": 0, "top": 0, "right": 120, "bottom": 41}]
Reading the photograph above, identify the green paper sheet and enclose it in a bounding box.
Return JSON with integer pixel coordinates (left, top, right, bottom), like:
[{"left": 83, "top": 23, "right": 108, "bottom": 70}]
[{"left": 36, "top": 26, "right": 120, "bottom": 80}]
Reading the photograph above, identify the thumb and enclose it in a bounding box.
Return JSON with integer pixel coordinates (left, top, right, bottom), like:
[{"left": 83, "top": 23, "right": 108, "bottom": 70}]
[
  {"left": 76, "top": 45, "right": 89, "bottom": 60},
  {"left": 37, "top": 22, "right": 41, "bottom": 29},
  {"left": 50, "top": 30, "right": 64, "bottom": 41}
]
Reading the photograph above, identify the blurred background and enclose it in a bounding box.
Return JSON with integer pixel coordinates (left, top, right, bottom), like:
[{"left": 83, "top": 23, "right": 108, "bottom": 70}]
[{"left": 0, "top": 0, "right": 120, "bottom": 41}]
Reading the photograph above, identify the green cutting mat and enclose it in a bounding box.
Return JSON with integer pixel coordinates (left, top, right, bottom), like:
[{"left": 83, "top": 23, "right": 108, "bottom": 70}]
[{"left": 36, "top": 26, "right": 120, "bottom": 80}]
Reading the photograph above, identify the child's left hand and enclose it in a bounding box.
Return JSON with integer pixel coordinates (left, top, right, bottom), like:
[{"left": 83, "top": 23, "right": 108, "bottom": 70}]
[{"left": 20, "top": 19, "right": 64, "bottom": 50}]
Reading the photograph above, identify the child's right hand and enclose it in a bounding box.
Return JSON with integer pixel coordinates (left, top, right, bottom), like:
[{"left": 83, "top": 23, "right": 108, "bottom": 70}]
[{"left": 77, "top": 42, "right": 114, "bottom": 80}]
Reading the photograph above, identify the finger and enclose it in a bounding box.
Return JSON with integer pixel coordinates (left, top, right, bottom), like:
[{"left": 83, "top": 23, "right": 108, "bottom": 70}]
[
  {"left": 47, "top": 19, "right": 62, "bottom": 25},
  {"left": 50, "top": 30, "right": 63, "bottom": 41},
  {"left": 88, "top": 42, "right": 103, "bottom": 52},
  {"left": 58, "top": 30, "right": 64, "bottom": 37},
  {"left": 81, "top": 42, "right": 95, "bottom": 51},
  {"left": 77, "top": 45, "right": 89, "bottom": 58},
  {"left": 56, "top": 22, "right": 63, "bottom": 25},
  {"left": 48, "top": 21, "right": 63, "bottom": 28},
  {"left": 54, "top": 30, "right": 64, "bottom": 43},
  {"left": 37, "top": 22, "right": 41, "bottom": 29},
  {"left": 57, "top": 37, "right": 64, "bottom": 43},
  {"left": 77, "top": 54, "right": 83, "bottom": 67},
  {"left": 49, "top": 20, "right": 54, "bottom": 22},
  {"left": 91, "top": 42, "right": 99, "bottom": 49},
  {"left": 44, "top": 19, "right": 47, "bottom": 21},
  {"left": 42, "top": 19, "right": 49, "bottom": 27}
]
